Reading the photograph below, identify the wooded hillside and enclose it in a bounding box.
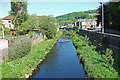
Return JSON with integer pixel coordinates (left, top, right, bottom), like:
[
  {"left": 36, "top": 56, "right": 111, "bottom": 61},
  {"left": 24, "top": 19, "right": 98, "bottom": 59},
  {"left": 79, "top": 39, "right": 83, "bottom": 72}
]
[{"left": 56, "top": 9, "right": 98, "bottom": 26}]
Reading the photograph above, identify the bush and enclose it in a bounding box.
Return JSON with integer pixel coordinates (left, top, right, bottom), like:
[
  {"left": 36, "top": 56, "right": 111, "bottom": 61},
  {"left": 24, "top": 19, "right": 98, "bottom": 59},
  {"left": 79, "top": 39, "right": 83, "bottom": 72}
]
[
  {"left": 4, "top": 28, "right": 10, "bottom": 35},
  {"left": 8, "top": 36, "right": 31, "bottom": 60},
  {"left": 66, "top": 30, "right": 119, "bottom": 78}
]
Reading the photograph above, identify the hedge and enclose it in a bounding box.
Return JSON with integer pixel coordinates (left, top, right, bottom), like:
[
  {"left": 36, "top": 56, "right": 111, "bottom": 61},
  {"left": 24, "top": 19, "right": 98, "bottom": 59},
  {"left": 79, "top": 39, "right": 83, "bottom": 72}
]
[{"left": 8, "top": 36, "right": 31, "bottom": 60}]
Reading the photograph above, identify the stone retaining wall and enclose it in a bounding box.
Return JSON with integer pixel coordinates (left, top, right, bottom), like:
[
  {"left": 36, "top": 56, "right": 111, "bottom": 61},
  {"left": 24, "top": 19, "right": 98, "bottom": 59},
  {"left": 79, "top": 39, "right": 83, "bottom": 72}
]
[
  {"left": 31, "top": 33, "right": 44, "bottom": 46},
  {"left": 78, "top": 30, "right": 120, "bottom": 57}
]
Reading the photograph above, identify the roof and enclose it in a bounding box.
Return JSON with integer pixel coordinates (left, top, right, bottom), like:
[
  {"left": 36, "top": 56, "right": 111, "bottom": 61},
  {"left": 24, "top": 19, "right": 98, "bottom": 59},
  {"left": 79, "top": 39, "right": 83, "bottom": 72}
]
[
  {"left": 2, "top": 15, "right": 41, "bottom": 20},
  {"left": 37, "top": 16, "right": 42, "bottom": 17},
  {"left": 2, "top": 16, "right": 10, "bottom": 20}
]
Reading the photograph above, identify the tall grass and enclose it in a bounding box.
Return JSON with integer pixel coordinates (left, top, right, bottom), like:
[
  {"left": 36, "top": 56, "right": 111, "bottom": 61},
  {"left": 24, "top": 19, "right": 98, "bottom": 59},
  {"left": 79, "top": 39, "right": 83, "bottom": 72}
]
[
  {"left": 68, "top": 30, "right": 119, "bottom": 78},
  {"left": 2, "top": 31, "right": 62, "bottom": 78}
]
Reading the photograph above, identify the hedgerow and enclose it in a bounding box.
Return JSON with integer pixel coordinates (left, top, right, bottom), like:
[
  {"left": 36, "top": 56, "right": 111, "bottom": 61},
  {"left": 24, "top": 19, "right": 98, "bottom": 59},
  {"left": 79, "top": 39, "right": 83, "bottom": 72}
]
[
  {"left": 68, "top": 30, "right": 119, "bottom": 78},
  {"left": 2, "top": 31, "right": 62, "bottom": 78}
]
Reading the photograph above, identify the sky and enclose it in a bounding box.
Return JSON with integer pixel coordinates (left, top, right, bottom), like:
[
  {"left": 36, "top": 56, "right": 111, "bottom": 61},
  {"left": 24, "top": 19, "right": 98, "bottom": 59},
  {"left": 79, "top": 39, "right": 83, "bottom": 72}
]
[{"left": 0, "top": 0, "right": 110, "bottom": 18}]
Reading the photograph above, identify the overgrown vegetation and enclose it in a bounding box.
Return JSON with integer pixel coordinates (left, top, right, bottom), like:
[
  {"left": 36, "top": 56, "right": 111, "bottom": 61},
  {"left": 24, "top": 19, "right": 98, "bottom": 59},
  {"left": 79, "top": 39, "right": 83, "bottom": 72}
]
[
  {"left": 20, "top": 15, "right": 58, "bottom": 39},
  {"left": 10, "top": 1, "right": 28, "bottom": 35},
  {"left": 4, "top": 28, "right": 10, "bottom": 35},
  {"left": 8, "top": 35, "right": 31, "bottom": 61},
  {"left": 56, "top": 9, "right": 98, "bottom": 26},
  {"left": 2, "top": 31, "right": 62, "bottom": 78},
  {"left": 65, "top": 30, "right": 119, "bottom": 78}
]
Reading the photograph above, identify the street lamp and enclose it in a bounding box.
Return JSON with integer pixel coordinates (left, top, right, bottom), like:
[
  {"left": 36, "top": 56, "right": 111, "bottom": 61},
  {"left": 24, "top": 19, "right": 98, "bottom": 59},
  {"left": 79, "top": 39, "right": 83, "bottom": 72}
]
[{"left": 100, "top": 2, "right": 104, "bottom": 33}]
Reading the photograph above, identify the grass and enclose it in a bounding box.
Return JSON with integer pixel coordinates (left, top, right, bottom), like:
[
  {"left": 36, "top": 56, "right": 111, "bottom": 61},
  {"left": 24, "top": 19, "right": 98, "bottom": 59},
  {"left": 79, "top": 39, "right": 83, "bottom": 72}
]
[
  {"left": 65, "top": 30, "right": 119, "bottom": 78},
  {"left": 2, "top": 31, "right": 62, "bottom": 78}
]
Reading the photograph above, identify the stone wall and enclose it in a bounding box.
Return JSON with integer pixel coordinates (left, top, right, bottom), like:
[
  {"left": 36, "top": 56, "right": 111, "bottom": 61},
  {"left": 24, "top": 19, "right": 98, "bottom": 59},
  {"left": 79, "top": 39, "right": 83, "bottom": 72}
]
[
  {"left": 78, "top": 30, "right": 120, "bottom": 57},
  {"left": 31, "top": 33, "right": 44, "bottom": 46}
]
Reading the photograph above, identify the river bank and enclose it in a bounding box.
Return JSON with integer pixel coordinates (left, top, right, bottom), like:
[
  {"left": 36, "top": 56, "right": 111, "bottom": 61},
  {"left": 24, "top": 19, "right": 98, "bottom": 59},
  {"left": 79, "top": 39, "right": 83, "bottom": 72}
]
[
  {"left": 66, "top": 30, "right": 119, "bottom": 78},
  {"left": 1, "top": 31, "right": 62, "bottom": 79},
  {"left": 31, "top": 38, "right": 85, "bottom": 78}
]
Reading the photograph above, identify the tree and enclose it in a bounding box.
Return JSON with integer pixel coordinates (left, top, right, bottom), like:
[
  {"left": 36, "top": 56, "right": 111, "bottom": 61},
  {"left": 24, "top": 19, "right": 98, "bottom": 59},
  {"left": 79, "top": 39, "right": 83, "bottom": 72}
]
[
  {"left": 20, "top": 14, "right": 39, "bottom": 35},
  {"left": 56, "top": 10, "right": 98, "bottom": 25},
  {"left": 96, "top": 2, "right": 120, "bottom": 31},
  {"left": 38, "top": 16, "right": 57, "bottom": 39},
  {"left": 9, "top": 1, "right": 28, "bottom": 35},
  {"left": 0, "top": 18, "right": 3, "bottom": 30},
  {"left": 107, "top": 2, "right": 120, "bottom": 30}
]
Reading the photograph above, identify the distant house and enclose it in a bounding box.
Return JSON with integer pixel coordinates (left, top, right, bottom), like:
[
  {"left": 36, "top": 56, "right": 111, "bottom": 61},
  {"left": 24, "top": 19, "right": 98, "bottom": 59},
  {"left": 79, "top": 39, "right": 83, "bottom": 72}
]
[
  {"left": 75, "top": 18, "right": 97, "bottom": 30},
  {"left": 2, "top": 16, "right": 14, "bottom": 29}
]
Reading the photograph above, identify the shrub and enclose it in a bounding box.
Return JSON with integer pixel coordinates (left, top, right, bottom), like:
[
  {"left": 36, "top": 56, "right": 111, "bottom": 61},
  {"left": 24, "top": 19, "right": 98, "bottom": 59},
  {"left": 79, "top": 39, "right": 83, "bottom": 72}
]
[
  {"left": 67, "top": 30, "right": 119, "bottom": 78},
  {"left": 4, "top": 28, "right": 10, "bottom": 35},
  {"left": 8, "top": 36, "right": 31, "bottom": 60}
]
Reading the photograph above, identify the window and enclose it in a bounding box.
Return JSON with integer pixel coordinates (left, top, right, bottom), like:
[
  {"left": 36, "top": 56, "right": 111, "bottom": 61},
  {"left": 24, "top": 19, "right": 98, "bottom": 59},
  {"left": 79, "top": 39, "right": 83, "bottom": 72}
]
[
  {"left": 3, "top": 24, "right": 5, "bottom": 28},
  {"left": 9, "top": 24, "right": 11, "bottom": 28},
  {"left": 8, "top": 21, "right": 11, "bottom": 23}
]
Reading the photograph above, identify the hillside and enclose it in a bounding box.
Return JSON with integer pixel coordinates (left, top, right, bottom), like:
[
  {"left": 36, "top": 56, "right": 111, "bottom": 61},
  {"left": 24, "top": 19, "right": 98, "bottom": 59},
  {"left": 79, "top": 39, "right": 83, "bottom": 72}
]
[{"left": 56, "top": 9, "right": 98, "bottom": 26}]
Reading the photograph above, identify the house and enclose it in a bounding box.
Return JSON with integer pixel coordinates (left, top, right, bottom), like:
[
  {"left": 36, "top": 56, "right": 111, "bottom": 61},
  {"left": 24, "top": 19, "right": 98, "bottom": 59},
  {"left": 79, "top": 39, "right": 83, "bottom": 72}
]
[
  {"left": 2, "top": 16, "right": 14, "bottom": 29},
  {"left": 75, "top": 18, "right": 97, "bottom": 30},
  {"left": 2, "top": 15, "right": 42, "bottom": 30}
]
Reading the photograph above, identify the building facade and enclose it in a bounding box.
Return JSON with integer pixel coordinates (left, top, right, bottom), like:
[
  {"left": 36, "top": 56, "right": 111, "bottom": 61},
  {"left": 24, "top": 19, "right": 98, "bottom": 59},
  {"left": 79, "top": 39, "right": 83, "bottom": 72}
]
[
  {"left": 2, "top": 16, "right": 14, "bottom": 29},
  {"left": 75, "top": 18, "right": 97, "bottom": 30}
]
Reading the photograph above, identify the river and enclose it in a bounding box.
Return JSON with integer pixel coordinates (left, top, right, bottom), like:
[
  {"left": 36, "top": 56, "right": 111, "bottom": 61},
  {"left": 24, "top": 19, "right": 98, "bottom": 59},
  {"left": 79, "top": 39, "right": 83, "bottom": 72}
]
[{"left": 31, "top": 38, "right": 85, "bottom": 78}]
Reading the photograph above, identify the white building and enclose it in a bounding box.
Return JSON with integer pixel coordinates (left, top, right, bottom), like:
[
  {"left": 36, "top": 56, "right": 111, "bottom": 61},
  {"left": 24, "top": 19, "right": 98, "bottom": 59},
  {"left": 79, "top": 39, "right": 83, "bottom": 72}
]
[
  {"left": 2, "top": 16, "right": 14, "bottom": 29},
  {"left": 75, "top": 18, "right": 97, "bottom": 30}
]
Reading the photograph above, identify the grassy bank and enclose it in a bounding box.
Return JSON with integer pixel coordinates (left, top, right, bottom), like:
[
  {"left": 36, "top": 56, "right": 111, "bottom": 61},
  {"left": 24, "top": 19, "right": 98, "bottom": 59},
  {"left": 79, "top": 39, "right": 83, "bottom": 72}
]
[
  {"left": 2, "top": 31, "right": 62, "bottom": 78},
  {"left": 66, "top": 30, "right": 119, "bottom": 78}
]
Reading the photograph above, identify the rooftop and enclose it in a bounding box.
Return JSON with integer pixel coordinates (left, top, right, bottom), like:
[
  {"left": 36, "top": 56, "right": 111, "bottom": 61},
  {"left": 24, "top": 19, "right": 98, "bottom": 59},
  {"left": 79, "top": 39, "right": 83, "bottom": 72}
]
[{"left": 2, "top": 16, "right": 10, "bottom": 20}]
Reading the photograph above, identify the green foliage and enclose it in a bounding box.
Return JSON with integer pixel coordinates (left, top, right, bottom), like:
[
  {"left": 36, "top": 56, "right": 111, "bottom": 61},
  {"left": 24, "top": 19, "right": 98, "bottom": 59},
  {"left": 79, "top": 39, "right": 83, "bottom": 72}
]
[
  {"left": 97, "top": 2, "right": 120, "bottom": 30},
  {"left": 0, "top": 18, "right": 3, "bottom": 31},
  {"left": 56, "top": 9, "right": 98, "bottom": 25},
  {"left": 38, "top": 16, "right": 57, "bottom": 39},
  {"left": 102, "top": 48, "right": 114, "bottom": 66},
  {"left": 4, "top": 28, "right": 10, "bottom": 35},
  {"left": 8, "top": 36, "right": 31, "bottom": 60},
  {"left": 107, "top": 2, "right": 120, "bottom": 30},
  {"left": 65, "top": 30, "right": 119, "bottom": 78},
  {"left": 58, "top": 20, "right": 73, "bottom": 26},
  {"left": 2, "top": 31, "right": 62, "bottom": 78},
  {"left": 20, "top": 15, "right": 58, "bottom": 39},
  {"left": 20, "top": 14, "right": 39, "bottom": 35},
  {"left": 10, "top": 1, "right": 28, "bottom": 35}
]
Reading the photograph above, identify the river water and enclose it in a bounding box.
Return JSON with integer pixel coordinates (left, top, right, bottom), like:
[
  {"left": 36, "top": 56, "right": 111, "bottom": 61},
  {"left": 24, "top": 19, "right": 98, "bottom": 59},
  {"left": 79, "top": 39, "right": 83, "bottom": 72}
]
[{"left": 32, "top": 39, "right": 85, "bottom": 78}]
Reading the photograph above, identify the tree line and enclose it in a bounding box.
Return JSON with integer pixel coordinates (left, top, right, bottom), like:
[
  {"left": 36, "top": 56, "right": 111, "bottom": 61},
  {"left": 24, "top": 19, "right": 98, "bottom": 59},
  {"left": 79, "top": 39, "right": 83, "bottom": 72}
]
[
  {"left": 9, "top": 1, "right": 58, "bottom": 39},
  {"left": 56, "top": 10, "right": 98, "bottom": 26}
]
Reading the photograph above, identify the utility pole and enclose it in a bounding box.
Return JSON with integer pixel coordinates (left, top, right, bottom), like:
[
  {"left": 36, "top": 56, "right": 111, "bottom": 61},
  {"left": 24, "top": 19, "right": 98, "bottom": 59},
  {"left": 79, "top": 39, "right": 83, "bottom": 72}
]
[
  {"left": 100, "top": 2, "right": 104, "bottom": 33},
  {"left": 102, "top": 2, "right": 104, "bottom": 33}
]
